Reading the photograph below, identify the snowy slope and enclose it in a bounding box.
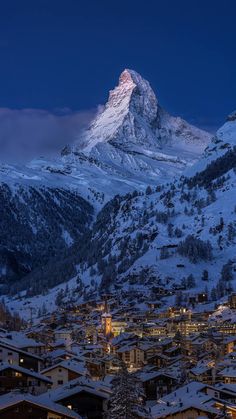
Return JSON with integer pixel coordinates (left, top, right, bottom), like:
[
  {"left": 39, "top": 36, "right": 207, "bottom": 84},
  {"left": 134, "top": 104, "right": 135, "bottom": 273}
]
[
  {"left": 186, "top": 110, "right": 236, "bottom": 176},
  {"left": 7, "top": 115, "right": 236, "bottom": 319},
  {"left": 0, "top": 181, "right": 93, "bottom": 286},
  {"left": 10, "top": 164, "right": 236, "bottom": 321}
]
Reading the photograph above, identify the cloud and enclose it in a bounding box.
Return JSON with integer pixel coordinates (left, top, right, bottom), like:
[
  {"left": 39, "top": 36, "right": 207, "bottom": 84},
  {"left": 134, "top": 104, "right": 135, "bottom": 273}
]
[{"left": 0, "top": 107, "right": 96, "bottom": 163}]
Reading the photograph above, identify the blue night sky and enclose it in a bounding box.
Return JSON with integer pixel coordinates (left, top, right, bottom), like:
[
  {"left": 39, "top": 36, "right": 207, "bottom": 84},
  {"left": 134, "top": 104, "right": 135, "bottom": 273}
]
[{"left": 0, "top": 0, "right": 235, "bottom": 159}]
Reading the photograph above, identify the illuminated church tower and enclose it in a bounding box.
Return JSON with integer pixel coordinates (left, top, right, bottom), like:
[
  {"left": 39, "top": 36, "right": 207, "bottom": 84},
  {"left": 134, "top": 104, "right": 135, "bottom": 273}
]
[{"left": 101, "top": 297, "right": 112, "bottom": 338}]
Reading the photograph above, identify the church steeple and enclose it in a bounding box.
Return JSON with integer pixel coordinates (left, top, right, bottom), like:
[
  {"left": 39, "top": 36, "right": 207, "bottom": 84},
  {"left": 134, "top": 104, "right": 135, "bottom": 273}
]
[{"left": 102, "top": 296, "right": 112, "bottom": 338}]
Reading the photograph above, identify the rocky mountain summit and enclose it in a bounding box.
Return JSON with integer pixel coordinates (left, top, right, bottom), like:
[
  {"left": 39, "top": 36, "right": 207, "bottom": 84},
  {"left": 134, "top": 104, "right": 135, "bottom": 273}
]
[
  {"left": 73, "top": 69, "right": 211, "bottom": 153},
  {"left": 63, "top": 69, "right": 212, "bottom": 186}
]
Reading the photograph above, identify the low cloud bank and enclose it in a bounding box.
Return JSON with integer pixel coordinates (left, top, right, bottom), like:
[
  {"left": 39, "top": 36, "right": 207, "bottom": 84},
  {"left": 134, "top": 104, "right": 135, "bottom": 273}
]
[{"left": 0, "top": 107, "right": 96, "bottom": 162}]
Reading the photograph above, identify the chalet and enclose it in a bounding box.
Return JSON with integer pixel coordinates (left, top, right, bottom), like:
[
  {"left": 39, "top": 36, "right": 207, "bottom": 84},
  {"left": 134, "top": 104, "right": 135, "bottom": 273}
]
[
  {"left": 189, "top": 360, "right": 215, "bottom": 384},
  {"left": 223, "top": 336, "right": 236, "bottom": 354},
  {"left": 138, "top": 370, "right": 179, "bottom": 400},
  {"left": 117, "top": 344, "right": 145, "bottom": 369},
  {"left": 41, "top": 376, "right": 111, "bottom": 419},
  {"left": 142, "top": 321, "right": 167, "bottom": 337},
  {"left": 85, "top": 358, "right": 104, "bottom": 379},
  {"left": 0, "top": 332, "right": 46, "bottom": 355},
  {"left": 218, "top": 366, "right": 236, "bottom": 384},
  {"left": 148, "top": 353, "right": 174, "bottom": 368},
  {"left": 151, "top": 402, "right": 220, "bottom": 419},
  {"left": 41, "top": 360, "right": 88, "bottom": 389},
  {"left": 46, "top": 349, "right": 79, "bottom": 363},
  {"left": 100, "top": 355, "right": 121, "bottom": 375},
  {"left": 216, "top": 383, "right": 236, "bottom": 404},
  {"left": 0, "top": 392, "right": 80, "bottom": 419},
  {"left": 0, "top": 362, "right": 52, "bottom": 395},
  {"left": 151, "top": 381, "right": 220, "bottom": 419},
  {"left": 229, "top": 293, "right": 236, "bottom": 309},
  {"left": 134, "top": 342, "right": 158, "bottom": 361},
  {"left": 54, "top": 329, "right": 72, "bottom": 350},
  {"left": 0, "top": 341, "right": 43, "bottom": 372},
  {"left": 163, "top": 345, "right": 181, "bottom": 358}
]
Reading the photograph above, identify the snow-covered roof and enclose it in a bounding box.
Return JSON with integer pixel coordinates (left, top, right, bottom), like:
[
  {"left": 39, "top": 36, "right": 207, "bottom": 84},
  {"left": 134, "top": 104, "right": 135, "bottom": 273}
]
[
  {"left": 0, "top": 340, "right": 43, "bottom": 360},
  {"left": 151, "top": 399, "right": 219, "bottom": 418},
  {"left": 151, "top": 381, "right": 221, "bottom": 418},
  {"left": 0, "top": 392, "right": 81, "bottom": 418},
  {"left": 41, "top": 359, "right": 87, "bottom": 376},
  {"left": 218, "top": 366, "right": 236, "bottom": 378},
  {"left": 0, "top": 331, "right": 44, "bottom": 348},
  {"left": 40, "top": 376, "right": 112, "bottom": 403},
  {"left": 0, "top": 362, "right": 52, "bottom": 383}
]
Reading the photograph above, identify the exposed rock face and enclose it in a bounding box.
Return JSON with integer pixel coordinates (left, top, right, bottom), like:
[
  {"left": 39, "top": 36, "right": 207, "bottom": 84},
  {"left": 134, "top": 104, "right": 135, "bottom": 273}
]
[{"left": 74, "top": 69, "right": 212, "bottom": 157}]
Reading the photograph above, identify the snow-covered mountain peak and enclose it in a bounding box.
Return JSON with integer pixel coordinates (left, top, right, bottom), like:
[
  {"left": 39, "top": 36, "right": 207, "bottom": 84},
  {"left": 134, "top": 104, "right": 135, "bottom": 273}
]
[
  {"left": 109, "top": 68, "right": 158, "bottom": 122},
  {"left": 74, "top": 69, "right": 159, "bottom": 153},
  {"left": 71, "top": 68, "right": 211, "bottom": 158}
]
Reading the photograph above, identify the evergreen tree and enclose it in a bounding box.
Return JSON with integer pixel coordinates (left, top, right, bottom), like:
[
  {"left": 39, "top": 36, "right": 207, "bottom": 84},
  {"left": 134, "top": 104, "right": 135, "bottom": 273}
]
[
  {"left": 167, "top": 223, "right": 174, "bottom": 238},
  {"left": 41, "top": 302, "right": 47, "bottom": 316},
  {"left": 202, "top": 270, "right": 209, "bottom": 281},
  {"left": 160, "top": 247, "right": 169, "bottom": 259},
  {"left": 211, "top": 287, "right": 217, "bottom": 301},
  {"left": 186, "top": 274, "right": 196, "bottom": 288},
  {"left": 204, "top": 285, "right": 209, "bottom": 299},
  {"left": 221, "top": 262, "right": 233, "bottom": 282},
  {"left": 108, "top": 363, "right": 144, "bottom": 419},
  {"left": 228, "top": 222, "right": 236, "bottom": 241},
  {"left": 174, "top": 227, "right": 183, "bottom": 238},
  {"left": 181, "top": 277, "right": 187, "bottom": 289},
  {"left": 175, "top": 291, "right": 183, "bottom": 307},
  {"left": 177, "top": 235, "right": 213, "bottom": 263},
  {"left": 216, "top": 279, "right": 225, "bottom": 299},
  {"left": 55, "top": 289, "right": 64, "bottom": 306},
  {"left": 145, "top": 185, "right": 152, "bottom": 195}
]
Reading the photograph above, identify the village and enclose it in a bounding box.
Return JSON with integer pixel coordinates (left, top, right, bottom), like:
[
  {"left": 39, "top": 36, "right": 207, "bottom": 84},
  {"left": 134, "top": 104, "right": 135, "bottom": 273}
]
[{"left": 0, "top": 290, "right": 236, "bottom": 418}]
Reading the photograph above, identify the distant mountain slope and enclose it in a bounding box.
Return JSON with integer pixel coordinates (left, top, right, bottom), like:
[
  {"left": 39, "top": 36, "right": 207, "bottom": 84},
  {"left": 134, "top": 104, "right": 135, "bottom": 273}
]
[
  {"left": 0, "top": 183, "right": 93, "bottom": 289},
  {"left": 186, "top": 110, "right": 236, "bottom": 177}
]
